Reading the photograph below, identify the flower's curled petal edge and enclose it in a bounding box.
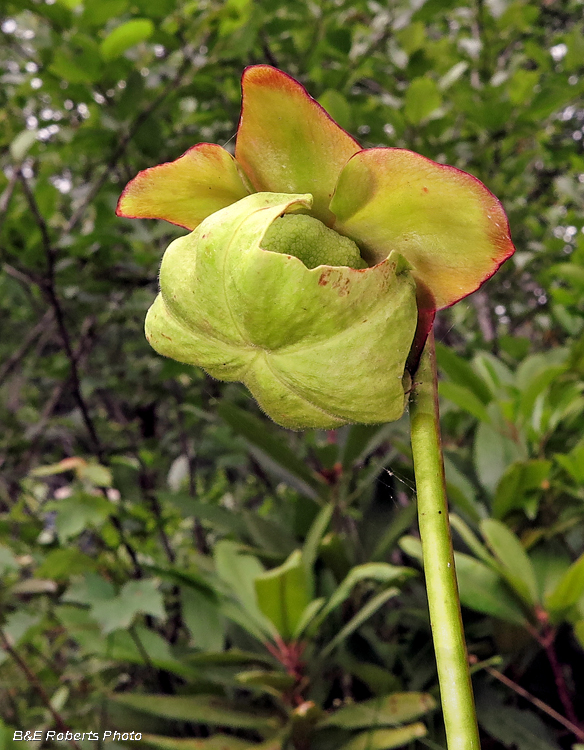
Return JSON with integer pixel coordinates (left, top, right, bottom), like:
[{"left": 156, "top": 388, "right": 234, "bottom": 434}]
[
  {"left": 330, "top": 148, "right": 516, "bottom": 310},
  {"left": 116, "top": 143, "right": 250, "bottom": 230},
  {"left": 235, "top": 65, "right": 361, "bottom": 225}
]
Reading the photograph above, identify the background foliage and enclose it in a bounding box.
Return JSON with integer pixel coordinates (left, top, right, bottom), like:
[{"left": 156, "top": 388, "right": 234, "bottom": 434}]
[{"left": 1, "top": 0, "right": 584, "bottom": 749}]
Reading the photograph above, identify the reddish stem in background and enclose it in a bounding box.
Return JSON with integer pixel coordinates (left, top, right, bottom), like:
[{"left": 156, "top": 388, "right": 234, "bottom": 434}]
[
  {"left": 543, "top": 633, "right": 580, "bottom": 730},
  {"left": 265, "top": 636, "right": 308, "bottom": 706},
  {"left": 529, "top": 612, "right": 581, "bottom": 733}
]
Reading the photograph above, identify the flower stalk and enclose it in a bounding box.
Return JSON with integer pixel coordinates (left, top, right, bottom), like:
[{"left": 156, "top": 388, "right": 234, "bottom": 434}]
[{"left": 410, "top": 330, "right": 481, "bottom": 750}]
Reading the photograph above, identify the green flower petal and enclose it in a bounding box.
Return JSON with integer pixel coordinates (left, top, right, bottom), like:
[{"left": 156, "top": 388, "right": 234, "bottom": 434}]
[
  {"left": 235, "top": 66, "right": 361, "bottom": 225},
  {"left": 116, "top": 143, "right": 249, "bottom": 230},
  {"left": 330, "top": 148, "right": 515, "bottom": 309},
  {"left": 145, "top": 192, "right": 417, "bottom": 430}
]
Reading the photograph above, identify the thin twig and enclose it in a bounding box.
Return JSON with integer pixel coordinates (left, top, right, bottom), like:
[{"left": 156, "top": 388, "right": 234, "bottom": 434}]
[
  {"left": 486, "top": 665, "right": 584, "bottom": 742},
  {"left": 19, "top": 174, "right": 104, "bottom": 460},
  {"left": 24, "top": 316, "right": 96, "bottom": 442},
  {"left": 128, "top": 625, "right": 155, "bottom": 670},
  {"left": 0, "top": 308, "right": 54, "bottom": 386},
  {"left": 0, "top": 167, "right": 20, "bottom": 234},
  {"left": 0, "top": 629, "right": 81, "bottom": 750},
  {"left": 2, "top": 262, "right": 45, "bottom": 301}
]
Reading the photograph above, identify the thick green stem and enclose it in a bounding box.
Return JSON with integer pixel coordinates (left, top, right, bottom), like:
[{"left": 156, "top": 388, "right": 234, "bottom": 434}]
[{"left": 410, "top": 331, "right": 480, "bottom": 750}]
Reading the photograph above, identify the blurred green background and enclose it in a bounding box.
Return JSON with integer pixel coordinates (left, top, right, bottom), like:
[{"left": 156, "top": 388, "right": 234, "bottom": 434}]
[{"left": 1, "top": 1, "right": 584, "bottom": 749}]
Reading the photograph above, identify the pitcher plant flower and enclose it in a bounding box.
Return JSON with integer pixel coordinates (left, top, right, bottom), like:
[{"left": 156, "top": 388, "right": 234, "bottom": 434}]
[{"left": 117, "top": 65, "right": 514, "bottom": 430}]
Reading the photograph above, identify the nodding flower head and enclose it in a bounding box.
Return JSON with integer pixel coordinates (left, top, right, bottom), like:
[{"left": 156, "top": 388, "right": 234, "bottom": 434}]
[{"left": 117, "top": 66, "right": 514, "bottom": 430}]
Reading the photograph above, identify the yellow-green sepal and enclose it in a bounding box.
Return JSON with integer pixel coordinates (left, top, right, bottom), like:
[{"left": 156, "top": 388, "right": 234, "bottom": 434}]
[{"left": 330, "top": 148, "right": 515, "bottom": 310}]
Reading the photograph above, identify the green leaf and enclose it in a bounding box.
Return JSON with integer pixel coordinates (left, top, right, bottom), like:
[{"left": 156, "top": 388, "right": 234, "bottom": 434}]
[
  {"left": 302, "top": 503, "right": 334, "bottom": 593},
  {"left": 214, "top": 541, "right": 268, "bottom": 625},
  {"left": 109, "top": 694, "right": 281, "bottom": 734},
  {"left": 313, "top": 563, "right": 416, "bottom": 632},
  {"left": 319, "top": 692, "right": 436, "bottom": 729},
  {"left": 242, "top": 512, "right": 296, "bottom": 558},
  {"left": 554, "top": 440, "right": 584, "bottom": 483},
  {"left": 1, "top": 611, "right": 42, "bottom": 648},
  {"left": 438, "top": 61, "right": 469, "bottom": 90},
  {"left": 449, "top": 514, "right": 497, "bottom": 568},
  {"left": 404, "top": 78, "right": 442, "bottom": 124},
  {"left": 292, "top": 597, "right": 325, "bottom": 639},
  {"left": 318, "top": 90, "right": 352, "bottom": 131},
  {"left": 47, "top": 491, "right": 114, "bottom": 543},
  {"left": 399, "top": 536, "right": 526, "bottom": 625},
  {"left": 141, "top": 734, "right": 251, "bottom": 750},
  {"left": 472, "top": 353, "right": 515, "bottom": 394},
  {"left": 480, "top": 519, "right": 538, "bottom": 606},
  {"left": 78, "top": 462, "right": 113, "bottom": 487},
  {"left": 0, "top": 545, "right": 19, "bottom": 576},
  {"left": 492, "top": 460, "right": 551, "bottom": 519},
  {"left": 182, "top": 587, "right": 225, "bottom": 652},
  {"left": 49, "top": 37, "right": 103, "bottom": 83},
  {"left": 439, "top": 381, "right": 491, "bottom": 423},
  {"left": 517, "top": 364, "right": 566, "bottom": 422},
  {"left": 337, "top": 723, "right": 428, "bottom": 750},
  {"left": 454, "top": 553, "right": 527, "bottom": 626},
  {"left": 81, "top": 0, "right": 129, "bottom": 26},
  {"left": 163, "top": 494, "right": 248, "bottom": 536},
  {"left": 371, "top": 503, "right": 418, "bottom": 562},
  {"left": 507, "top": 70, "right": 539, "bottom": 105},
  {"left": 254, "top": 550, "right": 311, "bottom": 640},
  {"left": 397, "top": 22, "right": 426, "bottom": 54},
  {"left": 91, "top": 579, "right": 165, "bottom": 634},
  {"left": 443, "top": 458, "right": 483, "bottom": 525},
  {"left": 473, "top": 420, "right": 524, "bottom": 495},
  {"left": 340, "top": 423, "right": 394, "bottom": 469},
  {"left": 185, "top": 650, "right": 274, "bottom": 668},
  {"left": 235, "top": 669, "right": 295, "bottom": 696},
  {"left": 436, "top": 343, "right": 492, "bottom": 403},
  {"left": 143, "top": 563, "right": 218, "bottom": 599},
  {"left": 100, "top": 19, "right": 155, "bottom": 61},
  {"left": 321, "top": 588, "right": 399, "bottom": 658},
  {"left": 51, "top": 617, "right": 196, "bottom": 679},
  {"left": 62, "top": 572, "right": 115, "bottom": 605},
  {"left": 218, "top": 403, "right": 324, "bottom": 499},
  {"left": 545, "top": 552, "right": 584, "bottom": 619},
  {"left": 36, "top": 549, "right": 97, "bottom": 580},
  {"left": 10, "top": 130, "right": 37, "bottom": 162},
  {"left": 527, "top": 81, "right": 578, "bottom": 121},
  {"left": 477, "top": 698, "right": 560, "bottom": 750},
  {"left": 530, "top": 547, "right": 572, "bottom": 604}
]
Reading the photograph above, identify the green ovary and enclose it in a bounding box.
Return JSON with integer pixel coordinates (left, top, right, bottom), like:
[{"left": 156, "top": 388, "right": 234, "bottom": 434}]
[{"left": 262, "top": 214, "right": 367, "bottom": 269}]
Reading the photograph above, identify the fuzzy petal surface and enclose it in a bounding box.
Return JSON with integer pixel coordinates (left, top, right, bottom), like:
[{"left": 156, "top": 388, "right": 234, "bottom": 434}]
[
  {"left": 116, "top": 143, "right": 249, "bottom": 230},
  {"left": 330, "top": 148, "right": 515, "bottom": 309},
  {"left": 145, "top": 192, "right": 417, "bottom": 430},
  {"left": 235, "top": 66, "right": 361, "bottom": 225}
]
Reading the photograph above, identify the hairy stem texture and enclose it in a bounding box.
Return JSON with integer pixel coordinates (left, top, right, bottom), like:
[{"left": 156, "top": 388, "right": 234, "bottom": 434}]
[{"left": 410, "top": 330, "right": 481, "bottom": 750}]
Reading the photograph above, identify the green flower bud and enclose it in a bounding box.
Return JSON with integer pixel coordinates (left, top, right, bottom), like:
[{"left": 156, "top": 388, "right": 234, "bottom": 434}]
[{"left": 145, "top": 192, "right": 417, "bottom": 430}]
